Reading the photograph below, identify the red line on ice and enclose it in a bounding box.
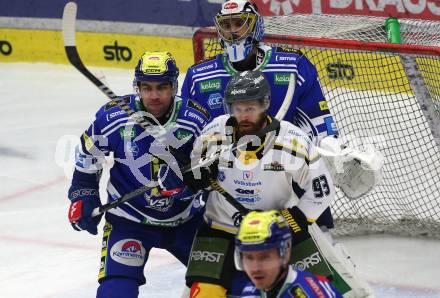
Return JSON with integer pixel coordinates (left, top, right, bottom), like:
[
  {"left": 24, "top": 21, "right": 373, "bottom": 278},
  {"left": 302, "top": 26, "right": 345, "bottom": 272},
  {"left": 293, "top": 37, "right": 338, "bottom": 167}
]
[
  {"left": 0, "top": 235, "right": 96, "bottom": 251},
  {"left": 0, "top": 175, "right": 67, "bottom": 203}
]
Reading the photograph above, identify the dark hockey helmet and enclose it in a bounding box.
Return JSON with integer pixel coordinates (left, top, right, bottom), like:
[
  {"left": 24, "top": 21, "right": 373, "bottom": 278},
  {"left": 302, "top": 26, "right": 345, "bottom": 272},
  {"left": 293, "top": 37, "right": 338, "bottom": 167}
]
[
  {"left": 133, "top": 51, "right": 179, "bottom": 97},
  {"left": 234, "top": 210, "right": 292, "bottom": 270},
  {"left": 224, "top": 70, "right": 270, "bottom": 115}
]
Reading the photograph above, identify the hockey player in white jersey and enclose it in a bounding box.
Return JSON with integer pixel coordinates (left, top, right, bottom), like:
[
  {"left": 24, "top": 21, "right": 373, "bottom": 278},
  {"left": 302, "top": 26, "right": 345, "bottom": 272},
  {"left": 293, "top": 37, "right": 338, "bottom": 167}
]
[
  {"left": 178, "top": 71, "right": 336, "bottom": 297},
  {"left": 182, "top": 0, "right": 382, "bottom": 212}
]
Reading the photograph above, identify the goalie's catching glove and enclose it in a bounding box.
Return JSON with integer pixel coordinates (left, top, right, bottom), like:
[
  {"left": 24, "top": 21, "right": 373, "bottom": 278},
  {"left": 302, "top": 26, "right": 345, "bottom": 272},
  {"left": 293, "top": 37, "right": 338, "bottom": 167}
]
[
  {"left": 280, "top": 206, "right": 311, "bottom": 245},
  {"left": 68, "top": 186, "right": 102, "bottom": 235},
  {"left": 318, "top": 136, "right": 384, "bottom": 199}
]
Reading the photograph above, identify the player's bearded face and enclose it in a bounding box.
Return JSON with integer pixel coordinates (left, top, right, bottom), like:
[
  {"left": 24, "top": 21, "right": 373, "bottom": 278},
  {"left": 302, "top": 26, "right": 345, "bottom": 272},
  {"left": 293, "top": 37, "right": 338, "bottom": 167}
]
[
  {"left": 233, "top": 100, "right": 267, "bottom": 135},
  {"left": 242, "top": 249, "right": 284, "bottom": 290},
  {"left": 139, "top": 81, "right": 173, "bottom": 118}
]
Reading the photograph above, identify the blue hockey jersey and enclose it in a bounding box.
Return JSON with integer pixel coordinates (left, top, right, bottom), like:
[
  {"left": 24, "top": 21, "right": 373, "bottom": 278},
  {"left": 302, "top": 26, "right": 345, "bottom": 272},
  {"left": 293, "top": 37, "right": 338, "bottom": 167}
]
[
  {"left": 241, "top": 267, "right": 342, "bottom": 298},
  {"left": 70, "top": 95, "right": 210, "bottom": 227},
  {"left": 181, "top": 45, "right": 338, "bottom": 143}
]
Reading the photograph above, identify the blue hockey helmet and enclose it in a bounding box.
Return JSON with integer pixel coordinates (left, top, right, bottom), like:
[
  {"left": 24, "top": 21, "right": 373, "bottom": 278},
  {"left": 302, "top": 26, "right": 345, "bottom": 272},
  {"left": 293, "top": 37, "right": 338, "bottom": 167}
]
[
  {"left": 234, "top": 210, "right": 292, "bottom": 270},
  {"left": 134, "top": 51, "right": 179, "bottom": 97},
  {"left": 214, "top": 0, "right": 265, "bottom": 62}
]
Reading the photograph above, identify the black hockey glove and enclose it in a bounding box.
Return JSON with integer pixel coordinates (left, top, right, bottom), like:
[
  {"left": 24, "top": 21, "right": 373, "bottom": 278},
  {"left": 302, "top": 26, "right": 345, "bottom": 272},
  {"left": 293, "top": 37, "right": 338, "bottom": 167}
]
[
  {"left": 280, "top": 206, "right": 311, "bottom": 245},
  {"left": 182, "top": 159, "right": 219, "bottom": 192}
]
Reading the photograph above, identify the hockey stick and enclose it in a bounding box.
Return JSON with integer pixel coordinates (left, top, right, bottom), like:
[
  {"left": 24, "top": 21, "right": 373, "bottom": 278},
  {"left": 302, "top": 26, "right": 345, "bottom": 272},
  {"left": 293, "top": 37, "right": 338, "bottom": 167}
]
[
  {"left": 63, "top": 2, "right": 162, "bottom": 217},
  {"left": 62, "top": 2, "right": 152, "bottom": 131},
  {"left": 91, "top": 183, "right": 156, "bottom": 217},
  {"left": 62, "top": 2, "right": 297, "bottom": 217}
]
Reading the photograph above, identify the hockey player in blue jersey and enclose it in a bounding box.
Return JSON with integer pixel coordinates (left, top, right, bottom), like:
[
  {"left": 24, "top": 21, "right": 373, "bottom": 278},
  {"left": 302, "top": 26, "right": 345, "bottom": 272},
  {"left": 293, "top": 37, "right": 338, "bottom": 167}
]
[
  {"left": 181, "top": 0, "right": 337, "bottom": 229},
  {"left": 235, "top": 210, "right": 342, "bottom": 298},
  {"left": 66, "top": 51, "right": 210, "bottom": 298}
]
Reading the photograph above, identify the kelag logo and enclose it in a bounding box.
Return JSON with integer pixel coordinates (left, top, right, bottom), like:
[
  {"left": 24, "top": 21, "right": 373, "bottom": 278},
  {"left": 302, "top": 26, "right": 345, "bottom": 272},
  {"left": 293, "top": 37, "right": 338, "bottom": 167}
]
[
  {"left": 103, "top": 41, "right": 132, "bottom": 61},
  {"left": 326, "top": 61, "right": 355, "bottom": 80},
  {"left": 0, "top": 40, "right": 12, "bottom": 56}
]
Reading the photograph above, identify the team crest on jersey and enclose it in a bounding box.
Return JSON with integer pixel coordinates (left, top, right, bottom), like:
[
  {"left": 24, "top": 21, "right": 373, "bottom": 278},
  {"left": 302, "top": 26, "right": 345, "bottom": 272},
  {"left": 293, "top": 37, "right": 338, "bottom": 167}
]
[
  {"left": 243, "top": 171, "right": 253, "bottom": 181},
  {"left": 263, "top": 161, "right": 285, "bottom": 171},
  {"left": 188, "top": 100, "right": 211, "bottom": 119},
  {"left": 288, "top": 284, "right": 307, "bottom": 298},
  {"left": 144, "top": 194, "right": 174, "bottom": 212},
  {"left": 105, "top": 97, "right": 131, "bottom": 111}
]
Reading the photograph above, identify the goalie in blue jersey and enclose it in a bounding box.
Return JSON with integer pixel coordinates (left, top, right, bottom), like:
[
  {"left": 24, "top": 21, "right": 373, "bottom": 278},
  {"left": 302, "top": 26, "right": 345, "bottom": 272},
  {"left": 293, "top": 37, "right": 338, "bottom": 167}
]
[
  {"left": 66, "top": 51, "right": 210, "bottom": 298},
  {"left": 181, "top": 0, "right": 338, "bottom": 229},
  {"left": 182, "top": 0, "right": 383, "bottom": 231},
  {"left": 235, "top": 210, "right": 342, "bottom": 298}
]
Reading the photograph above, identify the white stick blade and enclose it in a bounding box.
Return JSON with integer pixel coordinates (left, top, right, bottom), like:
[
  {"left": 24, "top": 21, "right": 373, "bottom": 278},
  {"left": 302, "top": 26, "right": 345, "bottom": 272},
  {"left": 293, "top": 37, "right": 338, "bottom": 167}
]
[{"left": 62, "top": 2, "right": 77, "bottom": 47}]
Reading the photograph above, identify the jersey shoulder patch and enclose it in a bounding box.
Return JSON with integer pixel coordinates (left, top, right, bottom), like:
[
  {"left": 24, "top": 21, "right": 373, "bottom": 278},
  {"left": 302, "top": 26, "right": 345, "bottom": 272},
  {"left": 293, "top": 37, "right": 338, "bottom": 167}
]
[
  {"left": 187, "top": 99, "right": 211, "bottom": 120},
  {"left": 189, "top": 56, "right": 219, "bottom": 74},
  {"left": 276, "top": 121, "right": 311, "bottom": 156},
  {"left": 96, "top": 95, "right": 135, "bottom": 124},
  {"left": 103, "top": 95, "right": 132, "bottom": 111},
  {"left": 276, "top": 46, "right": 303, "bottom": 56},
  {"left": 201, "top": 115, "right": 228, "bottom": 135}
]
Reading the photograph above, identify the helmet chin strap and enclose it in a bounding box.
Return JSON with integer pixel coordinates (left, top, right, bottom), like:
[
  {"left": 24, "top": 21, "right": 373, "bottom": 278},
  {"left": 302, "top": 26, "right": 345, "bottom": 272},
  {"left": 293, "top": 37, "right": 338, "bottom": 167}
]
[{"left": 263, "top": 258, "right": 290, "bottom": 293}]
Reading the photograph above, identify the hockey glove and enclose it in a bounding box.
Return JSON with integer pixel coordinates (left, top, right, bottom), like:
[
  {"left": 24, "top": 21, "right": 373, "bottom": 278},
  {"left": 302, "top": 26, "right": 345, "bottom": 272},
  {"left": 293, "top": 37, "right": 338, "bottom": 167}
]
[
  {"left": 182, "top": 159, "right": 219, "bottom": 192},
  {"left": 68, "top": 187, "right": 102, "bottom": 235},
  {"left": 318, "top": 136, "right": 383, "bottom": 199},
  {"left": 280, "top": 206, "right": 311, "bottom": 245}
]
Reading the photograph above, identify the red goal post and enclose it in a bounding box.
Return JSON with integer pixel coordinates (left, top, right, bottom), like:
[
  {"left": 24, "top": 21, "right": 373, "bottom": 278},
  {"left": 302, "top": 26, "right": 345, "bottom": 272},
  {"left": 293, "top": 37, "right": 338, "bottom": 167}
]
[{"left": 192, "top": 14, "right": 440, "bottom": 239}]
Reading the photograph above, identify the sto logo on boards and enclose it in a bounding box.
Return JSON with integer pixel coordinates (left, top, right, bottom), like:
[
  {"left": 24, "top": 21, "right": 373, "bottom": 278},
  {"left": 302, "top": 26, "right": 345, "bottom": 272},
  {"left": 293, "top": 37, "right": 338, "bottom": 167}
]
[
  {"left": 103, "top": 41, "right": 132, "bottom": 61},
  {"left": 0, "top": 40, "right": 12, "bottom": 56}
]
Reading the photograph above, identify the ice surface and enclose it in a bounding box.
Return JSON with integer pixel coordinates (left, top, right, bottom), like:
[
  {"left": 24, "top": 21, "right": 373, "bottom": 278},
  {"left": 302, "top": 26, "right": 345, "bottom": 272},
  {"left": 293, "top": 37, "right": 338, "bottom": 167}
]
[{"left": 0, "top": 63, "right": 439, "bottom": 298}]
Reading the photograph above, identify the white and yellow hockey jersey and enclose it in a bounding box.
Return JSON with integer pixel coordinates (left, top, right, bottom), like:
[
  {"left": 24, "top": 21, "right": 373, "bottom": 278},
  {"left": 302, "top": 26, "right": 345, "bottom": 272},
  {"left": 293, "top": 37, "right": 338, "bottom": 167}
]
[{"left": 193, "top": 115, "right": 335, "bottom": 234}]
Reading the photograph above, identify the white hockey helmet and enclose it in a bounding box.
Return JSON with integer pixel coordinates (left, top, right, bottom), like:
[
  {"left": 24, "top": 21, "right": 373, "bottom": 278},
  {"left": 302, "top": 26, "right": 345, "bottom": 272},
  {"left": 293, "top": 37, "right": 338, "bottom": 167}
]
[{"left": 214, "top": 0, "right": 264, "bottom": 62}]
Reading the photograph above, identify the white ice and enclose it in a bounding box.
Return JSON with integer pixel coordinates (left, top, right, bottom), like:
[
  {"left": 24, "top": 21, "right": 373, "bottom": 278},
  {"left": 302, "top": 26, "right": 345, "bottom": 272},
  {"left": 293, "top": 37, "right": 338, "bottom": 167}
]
[{"left": 0, "top": 63, "right": 439, "bottom": 298}]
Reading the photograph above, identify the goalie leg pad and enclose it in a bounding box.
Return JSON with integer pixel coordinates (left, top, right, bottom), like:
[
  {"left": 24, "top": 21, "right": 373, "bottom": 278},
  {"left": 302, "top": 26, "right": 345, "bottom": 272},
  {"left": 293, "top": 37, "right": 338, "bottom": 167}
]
[{"left": 97, "top": 277, "right": 139, "bottom": 298}]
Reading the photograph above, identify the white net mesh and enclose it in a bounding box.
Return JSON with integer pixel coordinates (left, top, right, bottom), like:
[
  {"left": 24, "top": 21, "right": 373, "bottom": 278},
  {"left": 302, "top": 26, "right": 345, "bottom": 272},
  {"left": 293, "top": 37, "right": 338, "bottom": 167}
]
[
  {"left": 264, "top": 14, "right": 440, "bottom": 46},
  {"left": 194, "top": 14, "right": 440, "bottom": 238}
]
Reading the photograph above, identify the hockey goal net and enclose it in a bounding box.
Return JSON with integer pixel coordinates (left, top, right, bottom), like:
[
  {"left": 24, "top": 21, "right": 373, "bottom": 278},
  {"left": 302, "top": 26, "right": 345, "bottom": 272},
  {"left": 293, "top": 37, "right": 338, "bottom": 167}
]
[{"left": 193, "top": 14, "right": 440, "bottom": 238}]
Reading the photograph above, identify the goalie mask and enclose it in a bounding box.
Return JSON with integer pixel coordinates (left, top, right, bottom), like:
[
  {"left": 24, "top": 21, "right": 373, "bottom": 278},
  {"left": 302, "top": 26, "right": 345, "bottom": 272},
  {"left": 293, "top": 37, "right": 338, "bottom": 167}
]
[
  {"left": 214, "top": 0, "right": 264, "bottom": 62},
  {"left": 234, "top": 210, "right": 292, "bottom": 271},
  {"left": 224, "top": 70, "right": 270, "bottom": 115},
  {"left": 133, "top": 51, "right": 179, "bottom": 97}
]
